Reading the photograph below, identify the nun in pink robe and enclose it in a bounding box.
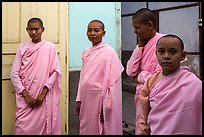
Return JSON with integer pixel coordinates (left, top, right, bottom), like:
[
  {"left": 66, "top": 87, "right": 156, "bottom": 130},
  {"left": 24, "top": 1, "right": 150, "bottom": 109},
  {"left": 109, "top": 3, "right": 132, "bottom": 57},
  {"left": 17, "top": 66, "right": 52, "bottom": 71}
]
[
  {"left": 139, "top": 66, "right": 202, "bottom": 135},
  {"left": 126, "top": 32, "right": 165, "bottom": 134},
  {"left": 76, "top": 42, "right": 124, "bottom": 135},
  {"left": 10, "top": 39, "right": 62, "bottom": 135}
]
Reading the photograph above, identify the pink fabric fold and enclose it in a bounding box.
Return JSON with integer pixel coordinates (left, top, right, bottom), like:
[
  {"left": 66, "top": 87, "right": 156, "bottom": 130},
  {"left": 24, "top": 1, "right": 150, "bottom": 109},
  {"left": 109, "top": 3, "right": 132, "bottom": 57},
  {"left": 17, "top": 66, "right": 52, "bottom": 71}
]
[
  {"left": 76, "top": 42, "right": 124, "bottom": 135},
  {"left": 148, "top": 67, "right": 202, "bottom": 135}
]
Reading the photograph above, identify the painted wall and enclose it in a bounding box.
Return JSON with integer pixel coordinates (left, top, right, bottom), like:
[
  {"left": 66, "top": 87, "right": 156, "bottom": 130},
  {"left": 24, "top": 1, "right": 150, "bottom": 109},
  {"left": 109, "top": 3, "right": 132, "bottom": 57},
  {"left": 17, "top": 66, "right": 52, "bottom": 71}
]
[{"left": 68, "top": 2, "right": 121, "bottom": 70}]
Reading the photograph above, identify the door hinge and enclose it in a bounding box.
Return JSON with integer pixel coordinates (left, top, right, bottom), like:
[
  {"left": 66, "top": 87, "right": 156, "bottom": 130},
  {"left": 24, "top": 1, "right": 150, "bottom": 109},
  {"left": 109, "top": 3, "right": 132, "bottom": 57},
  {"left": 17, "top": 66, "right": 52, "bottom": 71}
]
[
  {"left": 65, "top": 123, "right": 67, "bottom": 132},
  {"left": 65, "top": 56, "right": 67, "bottom": 64}
]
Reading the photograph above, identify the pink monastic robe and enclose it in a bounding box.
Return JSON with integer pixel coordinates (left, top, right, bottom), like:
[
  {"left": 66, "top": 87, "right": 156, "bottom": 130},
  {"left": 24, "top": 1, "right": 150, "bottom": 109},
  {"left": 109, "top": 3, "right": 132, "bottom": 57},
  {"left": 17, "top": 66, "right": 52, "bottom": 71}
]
[
  {"left": 126, "top": 32, "right": 165, "bottom": 134},
  {"left": 10, "top": 40, "right": 62, "bottom": 135},
  {"left": 140, "top": 66, "right": 202, "bottom": 135},
  {"left": 76, "top": 42, "right": 124, "bottom": 135}
]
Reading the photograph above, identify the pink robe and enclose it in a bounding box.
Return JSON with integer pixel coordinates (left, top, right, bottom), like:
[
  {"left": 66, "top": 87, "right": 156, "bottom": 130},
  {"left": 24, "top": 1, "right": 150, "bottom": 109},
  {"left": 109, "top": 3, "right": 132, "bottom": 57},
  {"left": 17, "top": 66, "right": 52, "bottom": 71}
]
[
  {"left": 76, "top": 42, "right": 124, "bottom": 135},
  {"left": 10, "top": 40, "right": 62, "bottom": 135},
  {"left": 126, "top": 32, "right": 165, "bottom": 134},
  {"left": 140, "top": 66, "right": 202, "bottom": 135}
]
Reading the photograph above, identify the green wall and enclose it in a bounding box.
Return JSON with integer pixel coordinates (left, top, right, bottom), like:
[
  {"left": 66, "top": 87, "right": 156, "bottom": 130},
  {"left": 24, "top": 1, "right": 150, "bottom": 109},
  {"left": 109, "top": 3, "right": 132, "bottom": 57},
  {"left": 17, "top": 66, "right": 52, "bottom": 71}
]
[{"left": 68, "top": 2, "right": 121, "bottom": 70}]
